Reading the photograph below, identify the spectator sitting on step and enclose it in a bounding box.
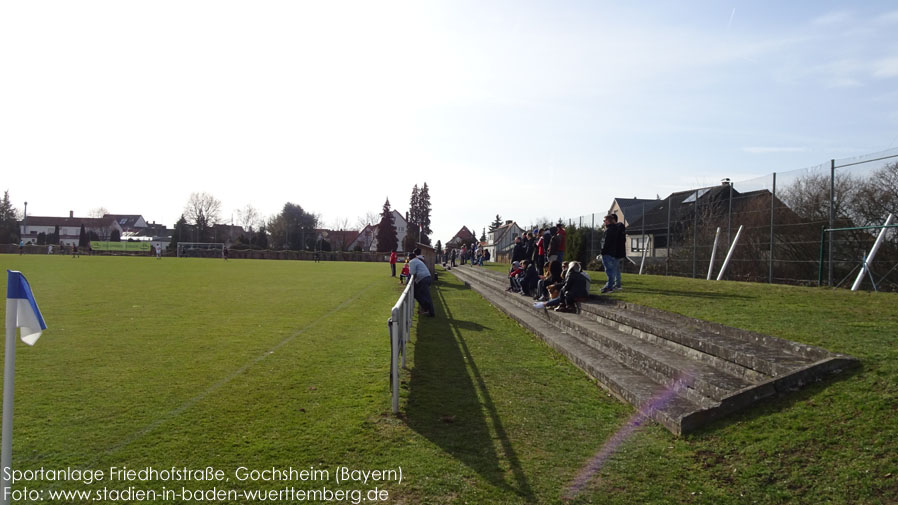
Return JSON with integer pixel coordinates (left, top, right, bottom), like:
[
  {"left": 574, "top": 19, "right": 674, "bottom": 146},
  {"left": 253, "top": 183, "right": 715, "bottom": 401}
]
[
  {"left": 538, "top": 261, "right": 590, "bottom": 313},
  {"left": 519, "top": 259, "right": 539, "bottom": 297},
  {"left": 506, "top": 261, "right": 523, "bottom": 292},
  {"left": 535, "top": 260, "right": 564, "bottom": 301}
]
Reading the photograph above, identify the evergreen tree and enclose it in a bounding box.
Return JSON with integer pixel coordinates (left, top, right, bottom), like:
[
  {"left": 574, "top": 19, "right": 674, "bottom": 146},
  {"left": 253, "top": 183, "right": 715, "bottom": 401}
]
[
  {"left": 418, "top": 182, "right": 432, "bottom": 245},
  {"left": 110, "top": 229, "right": 121, "bottom": 242},
  {"left": 169, "top": 215, "right": 188, "bottom": 252},
  {"left": 408, "top": 185, "right": 420, "bottom": 225},
  {"left": 0, "top": 191, "right": 18, "bottom": 244},
  {"left": 376, "top": 198, "right": 398, "bottom": 252},
  {"left": 78, "top": 224, "right": 88, "bottom": 247},
  {"left": 252, "top": 224, "right": 269, "bottom": 249},
  {"left": 489, "top": 214, "right": 503, "bottom": 232},
  {"left": 480, "top": 228, "right": 486, "bottom": 242},
  {"left": 435, "top": 240, "right": 442, "bottom": 255}
]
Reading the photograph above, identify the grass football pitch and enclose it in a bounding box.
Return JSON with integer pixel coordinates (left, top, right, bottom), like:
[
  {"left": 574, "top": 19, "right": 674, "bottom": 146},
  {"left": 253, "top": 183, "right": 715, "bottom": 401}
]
[{"left": 0, "top": 255, "right": 896, "bottom": 504}]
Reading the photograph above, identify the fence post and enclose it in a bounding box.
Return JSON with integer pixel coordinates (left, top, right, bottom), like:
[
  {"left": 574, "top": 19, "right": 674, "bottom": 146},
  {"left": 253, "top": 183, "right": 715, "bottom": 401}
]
[
  {"left": 829, "top": 159, "right": 835, "bottom": 287},
  {"left": 390, "top": 309, "right": 399, "bottom": 414},
  {"left": 591, "top": 213, "right": 595, "bottom": 263},
  {"left": 770, "top": 172, "right": 776, "bottom": 284},
  {"left": 666, "top": 195, "right": 672, "bottom": 276},
  {"left": 818, "top": 226, "right": 826, "bottom": 287},
  {"left": 641, "top": 202, "right": 646, "bottom": 258},
  {"left": 728, "top": 183, "right": 733, "bottom": 244},
  {"left": 692, "top": 194, "right": 698, "bottom": 279}
]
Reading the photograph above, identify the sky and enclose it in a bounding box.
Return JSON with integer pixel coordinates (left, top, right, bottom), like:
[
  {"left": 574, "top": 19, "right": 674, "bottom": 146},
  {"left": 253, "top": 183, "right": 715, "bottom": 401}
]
[{"left": 2, "top": 1, "right": 897, "bottom": 245}]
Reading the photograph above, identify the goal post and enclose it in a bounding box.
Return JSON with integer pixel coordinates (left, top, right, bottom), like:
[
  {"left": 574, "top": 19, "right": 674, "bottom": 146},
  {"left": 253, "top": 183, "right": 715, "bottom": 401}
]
[{"left": 176, "top": 242, "right": 225, "bottom": 258}]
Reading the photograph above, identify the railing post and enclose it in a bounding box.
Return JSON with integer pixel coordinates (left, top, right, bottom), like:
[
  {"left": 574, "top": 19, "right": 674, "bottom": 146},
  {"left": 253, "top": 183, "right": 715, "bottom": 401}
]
[{"left": 390, "top": 309, "right": 399, "bottom": 414}]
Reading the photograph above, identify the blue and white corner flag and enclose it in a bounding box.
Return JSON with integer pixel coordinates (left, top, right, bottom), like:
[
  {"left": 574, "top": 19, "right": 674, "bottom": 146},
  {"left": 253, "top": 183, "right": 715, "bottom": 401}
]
[{"left": 6, "top": 271, "right": 46, "bottom": 346}]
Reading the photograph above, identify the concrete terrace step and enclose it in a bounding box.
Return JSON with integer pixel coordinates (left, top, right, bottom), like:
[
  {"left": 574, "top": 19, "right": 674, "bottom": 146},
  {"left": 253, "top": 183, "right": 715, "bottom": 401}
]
[
  {"left": 458, "top": 273, "right": 706, "bottom": 434},
  {"left": 453, "top": 268, "right": 750, "bottom": 408},
  {"left": 459, "top": 266, "right": 834, "bottom": 379},
  {"left": 448, "top": 265, "right": 859, "bottom": 435}
]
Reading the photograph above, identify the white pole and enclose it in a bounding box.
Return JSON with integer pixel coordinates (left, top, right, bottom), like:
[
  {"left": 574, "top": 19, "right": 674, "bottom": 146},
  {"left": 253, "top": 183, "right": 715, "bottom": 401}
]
[
  {"left": 852, "top": 214, "right": 894, "bottom": 291},
  {"left": 638, "top": 236, "right": 650, "bottom": 275},
  {"left": 717, "top": 225, "right": 744, "bottom": 281},
  {"left": 707, "top": 227, "right": 721, "bottom": 280},
  {"left": 2, "top": 299, "right": 17, "bottom": 505}
]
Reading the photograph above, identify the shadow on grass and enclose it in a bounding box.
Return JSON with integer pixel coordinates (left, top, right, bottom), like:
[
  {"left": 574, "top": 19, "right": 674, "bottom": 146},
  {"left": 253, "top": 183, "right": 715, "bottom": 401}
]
[{"left": 405, "top": 282, "right": 534, "bottom": 500}]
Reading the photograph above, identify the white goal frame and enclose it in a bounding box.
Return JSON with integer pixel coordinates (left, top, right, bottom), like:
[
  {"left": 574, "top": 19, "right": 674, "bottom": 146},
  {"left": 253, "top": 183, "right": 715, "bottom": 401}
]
[{"left": 176, "top": 242, "right": 225, "bottom": 258}]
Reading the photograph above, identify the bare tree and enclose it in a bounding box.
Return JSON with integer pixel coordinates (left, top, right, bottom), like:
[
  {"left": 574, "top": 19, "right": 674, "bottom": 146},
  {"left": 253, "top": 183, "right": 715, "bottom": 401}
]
[
  {"left": 356, "top": 211, "right": 379, "bottom": 230},
  {"left": 236, "top": 204, "right": 260, "bottom": 232},
  {"left": 88, "top": 207, "right": 109, "bottom": 218},
  {"left": 184, "top": 192, "right": 222, "bottom": 241}
]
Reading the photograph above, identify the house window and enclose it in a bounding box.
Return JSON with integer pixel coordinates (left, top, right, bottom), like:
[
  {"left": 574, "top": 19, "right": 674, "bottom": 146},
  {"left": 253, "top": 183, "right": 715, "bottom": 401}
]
[{"left": 631, "top": 237, "right": 645, "bottom": 252}]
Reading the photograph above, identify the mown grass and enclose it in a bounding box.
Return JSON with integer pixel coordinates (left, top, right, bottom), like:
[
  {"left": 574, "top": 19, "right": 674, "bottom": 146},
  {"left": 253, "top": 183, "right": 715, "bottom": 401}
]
[
  {"left": 1, "top": 255, "right": 895, "bottom": 504},
  {"left": 479, "top": 260, "right": 898, "bottom": 504}
]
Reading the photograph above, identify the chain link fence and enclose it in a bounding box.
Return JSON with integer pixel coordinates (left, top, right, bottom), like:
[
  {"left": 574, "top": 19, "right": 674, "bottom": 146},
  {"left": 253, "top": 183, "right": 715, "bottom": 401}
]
[{"left": 545, "top": 148, "right": 898, "bottom": 291}]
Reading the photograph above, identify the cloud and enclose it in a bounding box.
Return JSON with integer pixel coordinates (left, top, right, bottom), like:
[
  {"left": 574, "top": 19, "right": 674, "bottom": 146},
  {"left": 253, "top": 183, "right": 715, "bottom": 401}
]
[
  {"left": 811, "top": 11, "right": 852, "bottom": 26},
  {"left": 742, "top": 147, "right": 808, "bottom": 154},
  {"left": 873, "top": 57, "right": 898, "bottom": 77},
  {"left": 876, "top": 10, "right": 898, "bottom": 24}
]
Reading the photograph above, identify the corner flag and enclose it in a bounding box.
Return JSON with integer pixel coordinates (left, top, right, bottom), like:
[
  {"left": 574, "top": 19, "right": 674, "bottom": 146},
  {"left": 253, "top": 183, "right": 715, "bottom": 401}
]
[
  {"left": 3, "top": 271, "right": 47, "bottom": 505},
  {"left": 6, "top": 271, "right": 46, "bottom": 346}
]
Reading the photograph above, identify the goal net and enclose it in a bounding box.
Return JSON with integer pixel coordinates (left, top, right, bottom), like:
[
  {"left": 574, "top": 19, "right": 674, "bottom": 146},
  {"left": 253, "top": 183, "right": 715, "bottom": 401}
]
[{"left": 176, "top": 242, "right": 225, "bottom": 258}]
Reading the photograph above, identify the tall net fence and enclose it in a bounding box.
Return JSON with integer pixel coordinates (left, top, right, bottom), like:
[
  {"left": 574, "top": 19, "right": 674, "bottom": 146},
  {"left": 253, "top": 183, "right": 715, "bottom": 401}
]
[{"left": 557, "top": 147, "right": 898, "bottom": 291}]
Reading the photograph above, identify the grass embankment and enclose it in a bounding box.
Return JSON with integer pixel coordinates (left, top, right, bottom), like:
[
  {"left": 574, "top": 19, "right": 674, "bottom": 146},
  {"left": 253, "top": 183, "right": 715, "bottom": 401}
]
[
  {"left": 476, "top": 260, "right": 898, "bottom": 503},
  {"left": 0, "top": 256, "right": 894, "bottom": 503}
]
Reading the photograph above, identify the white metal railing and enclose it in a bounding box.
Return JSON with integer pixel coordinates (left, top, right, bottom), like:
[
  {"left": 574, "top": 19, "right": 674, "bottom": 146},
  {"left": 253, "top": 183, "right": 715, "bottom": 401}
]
[{"left": 388, "top": 275, "right": 415, "bottom": 414}]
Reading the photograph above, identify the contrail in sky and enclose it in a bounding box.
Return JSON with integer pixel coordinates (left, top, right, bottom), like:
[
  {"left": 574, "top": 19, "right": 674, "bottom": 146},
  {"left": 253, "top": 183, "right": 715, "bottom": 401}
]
[{"left": 728, "top": 8, "right": 736, "bottom": 29}]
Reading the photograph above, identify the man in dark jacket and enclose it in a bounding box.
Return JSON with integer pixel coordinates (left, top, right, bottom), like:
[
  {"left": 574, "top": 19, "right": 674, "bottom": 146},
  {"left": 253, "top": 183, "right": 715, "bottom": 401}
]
[
  {"left": 599, "top": 214, "right": 624, "bottom": 293},
  {"left": 511, "top": 236, "right": 526, "bottom": 264}
]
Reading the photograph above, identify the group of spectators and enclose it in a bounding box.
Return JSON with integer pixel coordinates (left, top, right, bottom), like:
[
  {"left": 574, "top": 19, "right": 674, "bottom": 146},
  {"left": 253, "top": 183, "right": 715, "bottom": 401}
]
[
  {"left": 443, "top": 243, "right": 490, "bottom": 267},
  {"left": 502, "top": 215, "right": 627, "bottom": 312},
  {"left": 393, "top": 213, "right": 626, "bottom": 319},
  {"left": 506, "top": 258, "right": 590, "bottom": 313}
]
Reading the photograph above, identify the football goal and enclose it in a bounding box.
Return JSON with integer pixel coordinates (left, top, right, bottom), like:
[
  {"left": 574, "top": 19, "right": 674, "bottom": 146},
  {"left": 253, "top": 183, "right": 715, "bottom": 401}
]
[{"left": 176, "top": 242, "right": 225, "bottom": 258}]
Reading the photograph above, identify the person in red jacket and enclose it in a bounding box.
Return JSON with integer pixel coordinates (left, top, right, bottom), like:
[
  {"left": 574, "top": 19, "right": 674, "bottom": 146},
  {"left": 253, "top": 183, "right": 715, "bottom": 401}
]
[{"left": 389, "top": 249, "right": 398, "bottom": 277}]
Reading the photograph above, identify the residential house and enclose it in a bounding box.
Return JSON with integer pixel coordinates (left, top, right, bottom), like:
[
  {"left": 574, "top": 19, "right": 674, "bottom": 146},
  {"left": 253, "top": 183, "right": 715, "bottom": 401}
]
[
  {"left": 608, "top": 198, "right": 661, "bottom": 227},
  {"left": 19, "top": 212, "right": 123, "bottom": 246},
  {"left": 486, "top": 220, "right": 525, "bottom": 260},
  {"left": 446, "top": 226, "right": 476, "bottom": 250},
  {"left": 347, "top": 210, "right": 410, "bottom": 252},
  {"left": 104, "top": 214, "right": 148, "bottom": 234},
  {"left": 624, "top": 181, "right": 793, "bottom": 259}
]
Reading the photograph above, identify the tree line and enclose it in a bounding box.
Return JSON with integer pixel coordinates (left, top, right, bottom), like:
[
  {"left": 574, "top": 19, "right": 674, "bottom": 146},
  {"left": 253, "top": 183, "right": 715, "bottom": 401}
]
[{"left": 2, "top": 184, "right": 434, "bottom": 254}]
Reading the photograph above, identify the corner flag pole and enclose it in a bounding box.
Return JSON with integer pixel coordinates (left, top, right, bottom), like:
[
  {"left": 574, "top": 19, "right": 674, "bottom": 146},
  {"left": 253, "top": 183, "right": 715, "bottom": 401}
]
[
  {"left": 3, "top": 271, "right": 47, "bottom": 505},
  {"left": 2, "top": 295, "right": 17, "bottom": 505}
]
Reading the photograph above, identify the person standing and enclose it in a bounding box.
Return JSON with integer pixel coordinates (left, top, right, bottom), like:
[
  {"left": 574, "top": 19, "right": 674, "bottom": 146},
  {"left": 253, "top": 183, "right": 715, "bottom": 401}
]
[
  {"left": 389, "top": 249, "right": 398, "bottom": 277},
  {"left": 612, "top": 215, "right": 626, "bottom": 291},
  {"left": 511, "top": 236, "right": 526, "bottom": 265},
  {"left": 557, "top": 223, "right": 567, "bottom": 262},
  {"left": 599, "top": 215, "right": 622, "bottom": 293},
  {"left": 408, "top": 253, "right": 435, "bottom": 317}
]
